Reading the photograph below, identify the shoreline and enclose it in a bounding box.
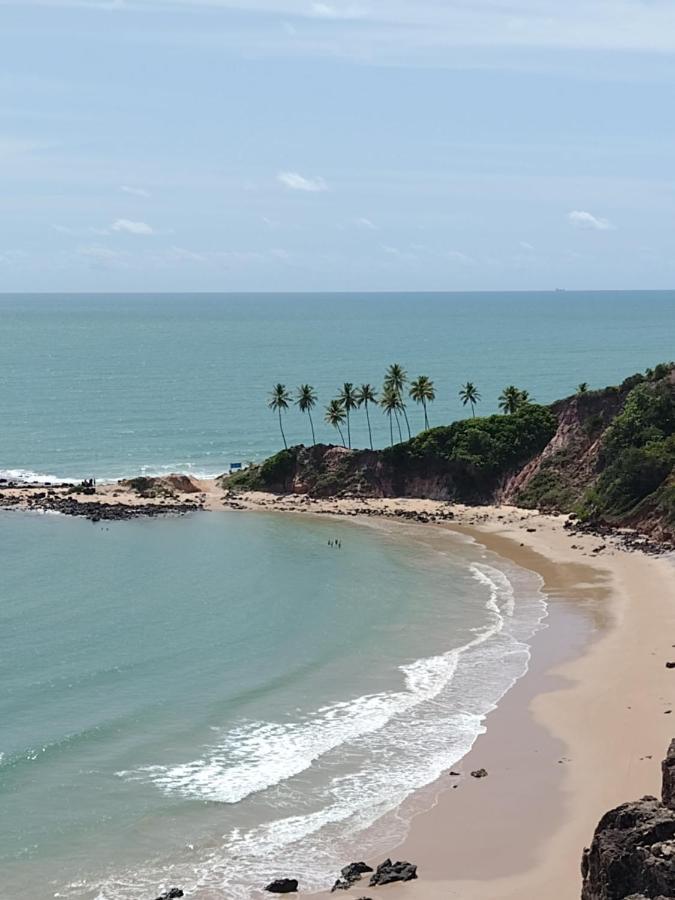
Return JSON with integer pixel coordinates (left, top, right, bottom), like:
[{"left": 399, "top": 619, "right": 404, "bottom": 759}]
[
  {"left": 309, "top": 514, "right": 675, "bottom": 900},
  {"left": 3, "top": 481, "right": 675, "bottom": 898}
]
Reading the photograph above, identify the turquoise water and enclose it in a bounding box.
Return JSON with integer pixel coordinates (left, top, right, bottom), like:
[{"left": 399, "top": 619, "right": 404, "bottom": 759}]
[
  {"left": 1, "top": 510, "right": 545, "bottom": 899},
  {"left": 1, "top": 291, "right": 672, "bottom": 899},
  {"left": 1, "top": 291, "right": 674, "bottom": 481}
]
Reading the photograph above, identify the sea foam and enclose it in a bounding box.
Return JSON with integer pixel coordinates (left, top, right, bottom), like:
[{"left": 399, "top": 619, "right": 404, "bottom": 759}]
[{"left": 100, "top": 560, "right": 546, "bottom": 900}]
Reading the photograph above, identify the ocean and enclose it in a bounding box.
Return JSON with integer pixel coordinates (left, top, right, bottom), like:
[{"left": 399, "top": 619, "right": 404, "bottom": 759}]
[
  {"left": 1, "top": 291, "right": 674, "bottom": 482},
  {"left": 1, "top": 291, "right": 673, "bottom": 899}
]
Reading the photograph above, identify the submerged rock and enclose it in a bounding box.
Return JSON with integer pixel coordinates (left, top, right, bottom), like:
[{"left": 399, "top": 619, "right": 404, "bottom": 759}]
[
  {"left": 265, "top": 878, "right": 299, "bottom": 893},
  {"left": 581, "top": 741, "right": 675, "bottom": 900},
  {"left": 369, "top": 859, "right": 417, "bottom": 886},
  {"left": 153, "top": 891, "right": 183, "bottom": 900}
]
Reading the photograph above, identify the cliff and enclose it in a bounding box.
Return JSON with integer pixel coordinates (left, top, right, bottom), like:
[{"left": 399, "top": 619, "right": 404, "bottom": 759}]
[
  {"left": 581, "top": 740, "right": 675, "bottom": 900},
  {"left": 225, "top": 363, "right": 675, "bottom": 544}
]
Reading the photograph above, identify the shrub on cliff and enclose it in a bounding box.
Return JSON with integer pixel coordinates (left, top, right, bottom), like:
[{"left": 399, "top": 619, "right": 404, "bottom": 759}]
[
  {"left": 384, "top": 404, "right": 557, "bottom": 477},
  {"left": 227, "top": 448, "right": 298, "bottom": 491},
  {"left": 579, "top": 379, "right": 675, "bottom": 520}
]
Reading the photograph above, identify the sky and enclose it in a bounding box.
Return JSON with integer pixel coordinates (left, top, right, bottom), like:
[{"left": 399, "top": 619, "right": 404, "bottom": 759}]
[{"left": 1, "top": 0, "right": 675, "bottom": 292}]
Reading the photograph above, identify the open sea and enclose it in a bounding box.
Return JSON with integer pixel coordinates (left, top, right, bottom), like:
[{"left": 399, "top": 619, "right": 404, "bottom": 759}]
[{"left": 1, "top": 291, "right": 674, "bottom": 899}]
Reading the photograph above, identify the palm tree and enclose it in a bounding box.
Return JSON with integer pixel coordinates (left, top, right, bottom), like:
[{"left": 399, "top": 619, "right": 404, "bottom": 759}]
[
  {"left": 325, "top": 399, "right": 347, "bottom": 448},
  {"left": 409, "top": 375, "right": 435, "bottom": 430},
  {"left": 384, "top": 363, "right": 411, "bottom": 440},
  {"left": 356, "top": 383, "right": 377, "bottom": 450},
  {"left": 338, "top": 382, "right": 359, "bottom": 449},
  {"left": 295, "top": 384, "right": 317, "bottom": 445},
  {"left": 268, "top": 383, "right": 291, "bottom": 448},
  {"left": 459, "top": 381, "right": 481, "bottom": 417},
  {"left": 498, "top": 385, "right": 529, "bottom": 414},
  {"left": 380, "top": 384, "right": 402, "bottom": 447},
  {"left": 577, "top": 382, "right": 588, "bottom": 395}
]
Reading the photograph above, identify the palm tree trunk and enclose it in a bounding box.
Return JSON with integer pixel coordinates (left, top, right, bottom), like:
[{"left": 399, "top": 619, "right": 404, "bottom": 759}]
[
  {"left": 388, "top": 413, "right": 393, "bottom": 447},
  {"left": 402, "top": 406, "right": 412, "bottom": 440},
  {"left": 308, "top": 410, "right": 316, "bottom": 445},
  {"left": 278, "top": 408, "right": 287, "bottom": 449},
  {"left": 337, "top": 425, "right": 346, "bottom": 448},
  {"left": 394, "top": 410, "right": 403, "bottom": 443},
  {"left": 346, "top": 411, "right": 351, "bottom": 449},
  {"left": 470, "top": 400, "right": 475, "bottom": 418},
  {"left": 365, "top": 402, "right": 373, "bottom": 450},
  {"left": 423, "top": 400, "right": 429, "bottom": 430}
]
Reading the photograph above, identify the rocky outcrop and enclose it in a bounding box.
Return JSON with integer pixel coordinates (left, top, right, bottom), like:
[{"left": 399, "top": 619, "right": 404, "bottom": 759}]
[
  {"left": 332, "top": 861, "right": 374, "bottom": 891},
  {"left": 581, "top": 743, "right": 675, "bottom": 900},
  {"left": 153, "top": 891, "right": 183, "bottom": 900},
  {"left": 663, "top": 739, "right": 675, "bottom": 810},
  {"left": 265, "top": 878, "right": 299, "bottom": 893},
  {"left": 369, "top": 859, "right": 417, "bottom": 886}
]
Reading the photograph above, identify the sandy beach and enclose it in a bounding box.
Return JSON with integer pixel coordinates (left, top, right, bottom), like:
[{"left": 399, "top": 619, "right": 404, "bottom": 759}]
[
  {"left": 2, "top": 479, "right": 674, "bottom": 898},
  {"left": 232, "top": 495, "right": 675, "bottom": 900}
]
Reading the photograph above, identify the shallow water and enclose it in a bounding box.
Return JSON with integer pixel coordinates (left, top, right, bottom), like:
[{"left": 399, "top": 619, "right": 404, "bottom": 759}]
[{"left": 1, "top": 509, "right": 545, "bottom": 899}]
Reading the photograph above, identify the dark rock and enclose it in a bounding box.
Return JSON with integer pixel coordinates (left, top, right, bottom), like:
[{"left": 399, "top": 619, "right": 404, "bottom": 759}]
[
  {"left": 662, "top": 738, "right": 675, "bottom": 809},
  {"left": 332, "top": 861, "right": 373, "bottom": 891},
  {"left": 265, "top": 879, "right": 298, "bottom": 894},
  {"left": 341, "top": 862, "right": 373, "bottom": 880},
  {"left": 153, "top": 891, "right": 183, "bottom": 900},
  {"left": 369, "top": 859, "right": 417, "bottom": 886},
  {"left": 666, "top": 662, "right": 675, "bottom": 669},
  {"left": 581, "top": 744, "right": 675, "bottom": 900},
  {"left": 470, "top": 768, "right": 488, "bottom": 778}
]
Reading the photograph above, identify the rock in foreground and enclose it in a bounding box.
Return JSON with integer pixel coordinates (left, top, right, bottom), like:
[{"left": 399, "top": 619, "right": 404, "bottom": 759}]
[
  {"left": 265, "top": 878, "right": 299, "bottom": 893},
  {"left": 581, "top": 740, "right": 675, "bottom": 900},
  {"left": 369, "top": 859, "right": 417, "bottom": 886}
]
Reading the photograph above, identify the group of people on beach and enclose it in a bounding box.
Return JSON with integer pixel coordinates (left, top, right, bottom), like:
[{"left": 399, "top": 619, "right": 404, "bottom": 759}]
[{"left": 328, "top": 538, "right": 342, "bottom": 549}]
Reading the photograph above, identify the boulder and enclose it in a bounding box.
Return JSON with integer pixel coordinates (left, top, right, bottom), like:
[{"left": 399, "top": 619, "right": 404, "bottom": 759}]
[
  {"left": 369, "top": 859, "right": 417, "bottom": 886},
  {"left": 581, "top": 746, "right": 675, "bottom": 900},
  {"left": 341, "top": 862, "right": 373, "bottom": 880},
  {"left": 265, "top": 879, "right": 299, "bottom": 894},
  {"left": 662, "top": 738, "right": 675, "bottom": 809},
  {"left": 470, "top": 768, "right": 488, "bottom": 779},
  {"left": 331, "top": 862, "right": 374, "bottom": 891},
  {"left": 153, "top": 891, "right": 183, "bottom": 900}
]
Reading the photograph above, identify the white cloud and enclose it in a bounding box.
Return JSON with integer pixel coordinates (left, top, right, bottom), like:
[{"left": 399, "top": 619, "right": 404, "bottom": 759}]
[
  {"left": 519, "top": 241, "right": 534, "bottom": 251},
  {"left": 354, "top": 217, "right": 377, "bottom": 230},
  {"left": 568, "top": 210, "right": 615, "bottom": 231},
  {"left": 111, "top": 218, "right": 155, "bottom": 235},
  {"left": 121, "top": 185, "right": 150, "bottom": 198},
  {"left": 277, "top": 171, "right": 328, "bottom": 192}
]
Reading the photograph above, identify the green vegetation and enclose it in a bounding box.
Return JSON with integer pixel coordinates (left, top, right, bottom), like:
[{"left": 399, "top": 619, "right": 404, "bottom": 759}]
[
  {"left": 295, "top": 384, "right": 317, "bottom": 446},
  {"left": 409, "top": 375, "right": 435, "bottom": 430},
  {"left": 578, "top": 376, "right": 675, "bottom": 521},
  {"left": 325, "top": 399, "right": 347, "bottom": 447},
  {"left": 268, "top": 384, "right": 291, "bottom": 450},
  {"left": 356, "top": 383, "right": 377, "bottom": 450},
  {"left": 383, "top": 403, "right": 557, "bottom": 477},
  {"left": 338, "top": 383, "right": 358, "bottom": 449},
  {"left": 498, "top": 385, "right": 531, "bottom": 414},
  {"left": 515, "top": 448, "right": 581, "bottom": 511},
  {"left": 227, "top": 448, "right": 297, "bottom": 491},
  {"left": 459, "top": 381, "right": 481, "bottom": 417}
]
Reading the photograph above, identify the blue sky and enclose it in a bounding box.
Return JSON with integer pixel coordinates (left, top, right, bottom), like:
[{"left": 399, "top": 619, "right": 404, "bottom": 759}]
[{"left": 1, "top": 0, "right": 675, "bottom": 292}]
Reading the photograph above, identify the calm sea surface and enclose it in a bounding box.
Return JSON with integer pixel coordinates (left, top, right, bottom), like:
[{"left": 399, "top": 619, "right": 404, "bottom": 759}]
[
  {"left": 1, "top": 291, "right": 674, "bottom": 481},
  {"left": 0, "top": 291, "right": 672, "bottom": 899}
]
